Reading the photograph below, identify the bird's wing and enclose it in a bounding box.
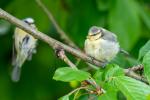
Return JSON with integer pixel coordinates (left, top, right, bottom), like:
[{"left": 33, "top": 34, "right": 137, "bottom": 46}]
[
  {"left": 102, "top": 29, "right": 117, "bottom": 42},
  {"left": 12, "top": 39, "right": 17, "bottom": 66},
  {"left": 11, "top": 65, "right": 21, "bottom": 82}
]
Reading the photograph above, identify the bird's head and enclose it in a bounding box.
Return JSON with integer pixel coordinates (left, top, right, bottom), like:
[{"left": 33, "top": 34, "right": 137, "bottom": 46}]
[
  {"left": 23, "top": 18, "right": 36, "bottom": 28},
  {"left": 23, "top": 18, "right": 35, "bottom": 25},
  {"left": 87, "top": 26, "right": 103, "bottom": 40}
]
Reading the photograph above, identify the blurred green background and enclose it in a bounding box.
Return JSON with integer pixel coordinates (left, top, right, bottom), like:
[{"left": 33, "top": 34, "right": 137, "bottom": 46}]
[{"left": 0, "top": 0, "right": 150, "bottom": 100}]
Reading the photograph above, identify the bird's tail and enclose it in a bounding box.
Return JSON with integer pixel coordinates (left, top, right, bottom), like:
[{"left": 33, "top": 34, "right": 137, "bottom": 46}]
[
  {"left": 11, "top": 54, "right": 25, "bottom": 82},
  {"left": 11, "top": 65, "right": 21, "bottom": 82}
]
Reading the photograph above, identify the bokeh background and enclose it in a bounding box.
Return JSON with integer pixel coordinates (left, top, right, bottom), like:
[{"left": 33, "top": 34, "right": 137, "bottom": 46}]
[{"left": 0, "top": 0, "right": 150, "bottom": 100}]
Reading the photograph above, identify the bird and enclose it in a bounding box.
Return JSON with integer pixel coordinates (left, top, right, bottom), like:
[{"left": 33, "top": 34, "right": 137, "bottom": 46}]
[
  {"left": 11, "top": 18, "right": 37, "bottom": 82},
  {"left": 84, "top": 26, "right": 121, "bottom": 66}
]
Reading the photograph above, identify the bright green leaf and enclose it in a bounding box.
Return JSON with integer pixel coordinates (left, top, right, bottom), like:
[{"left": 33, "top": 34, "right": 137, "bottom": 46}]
[
  {"left": 104, "top": 64, "right": 124, "bottom": 81},
  {"left": 112, "top": 76, "right": 150, "bottom": 100},
  {"left": 143, "top": 50, "right": 150, "bottom": 84},
  {"left": 98, "top": 82, "right": 118, "bottom": 100},
  {"left": 139, "top": 40, "right": 150, "bottom": 60},
  {"left": 53, "top": 67, "right": 90, "bottom": 82},
  {"left": 98, "top": 91, "right": 117, "bottom": 100},
  {"left": 93, "top": 64, "right": 124, "bottom": 85}
]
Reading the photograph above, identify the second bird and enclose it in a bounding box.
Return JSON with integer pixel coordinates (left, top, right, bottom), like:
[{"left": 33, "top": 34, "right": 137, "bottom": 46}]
[
  {"left": 12, "top": 18, "right": 37, "bottom": 82},
  {"left": 84, "top": 26, "right": 120, "bottom": 66}
]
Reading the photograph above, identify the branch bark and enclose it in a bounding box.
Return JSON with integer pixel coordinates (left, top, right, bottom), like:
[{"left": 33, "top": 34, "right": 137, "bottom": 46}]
[{"left": 124, "top": 68, "right": 148, "bottom": 84}]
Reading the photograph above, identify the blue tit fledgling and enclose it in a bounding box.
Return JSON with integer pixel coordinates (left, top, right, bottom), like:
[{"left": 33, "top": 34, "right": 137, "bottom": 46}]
[
  {"left": 12, "top": 18, "right": 37, "bottom": 82},
  {"left": 84, "top": 26, "right": 120, "bottom": 65}
]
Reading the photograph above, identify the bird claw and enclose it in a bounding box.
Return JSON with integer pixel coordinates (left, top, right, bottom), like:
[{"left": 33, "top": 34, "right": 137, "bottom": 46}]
[{"left": 90, "top": 56, "right": 108, "bottom": 68}]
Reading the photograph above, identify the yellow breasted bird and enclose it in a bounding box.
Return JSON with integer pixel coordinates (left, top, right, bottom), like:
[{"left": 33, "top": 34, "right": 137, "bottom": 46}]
[
  {"left": 12, "top": 18, "right": 37, "bottom": 82},
  {"left": 84, "top": 26, "right": 120, "bottom": 65}
]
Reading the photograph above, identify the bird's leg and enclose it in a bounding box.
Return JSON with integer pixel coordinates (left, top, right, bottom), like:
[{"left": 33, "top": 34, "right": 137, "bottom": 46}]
[{"left": 90, "top": 56, "right": 107, "bottom": 68}]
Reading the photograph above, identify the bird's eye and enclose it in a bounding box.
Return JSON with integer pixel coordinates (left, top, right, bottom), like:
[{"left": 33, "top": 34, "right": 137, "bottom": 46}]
[
  {"left": 24, "top": 20, "right": 28, "bottom": 24},
  {"left": 90, "top": 29, "right": 101, "bottom": 36}
]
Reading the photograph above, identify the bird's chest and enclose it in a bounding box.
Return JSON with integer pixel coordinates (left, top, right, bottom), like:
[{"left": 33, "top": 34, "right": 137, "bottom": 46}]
[
  {"left": 85, "top": 39, "right": 119, "bottom": 61},
  {"left": 14, "top": 28, "right": 37, "bottom": 55},
  {"left": 85, "top": 39, "right": 102, "bottom": 58}
]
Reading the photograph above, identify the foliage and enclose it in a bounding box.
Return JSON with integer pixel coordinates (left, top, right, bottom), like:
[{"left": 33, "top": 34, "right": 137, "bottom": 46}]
[
  {"left": 53, "top": 67, "right": 90, "bottom": 82},
  {"left": 0, "top": 0, "right": 150, "bottom": 100}
]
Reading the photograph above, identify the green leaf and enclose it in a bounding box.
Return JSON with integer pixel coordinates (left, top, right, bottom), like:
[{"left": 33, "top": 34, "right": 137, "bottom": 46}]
[
  {"left": 93, "top": 64, "right": 124, "bottom": 85},
  {"left": 139, "top": 40, "right": 150, "bottom": 60},
  {"left": 59, "top": 95, "right": 69, "bottom": 100},
  {"left": 98, "top": 91, "right": 117, "bottom": 100},
  {"left": 111, "top": 76, "right": 150, "bottom": 100},
  {"left": 93, "top": 69, "right": 103, "bottom": 82},
  {"left": 143, "top": 50, "right": 150, "bottom": 84},
  {"left": 108, "top": 0, "right": 140, "bottom": 50},
  {"left": 98, "top": 82, "right": 118, "bottom": 100},
  {"left": 103, "top": 64, "right": 124, "bottom": 81},
  {"left": 53, "top": 67, "right": 90, "bottom": 82}
]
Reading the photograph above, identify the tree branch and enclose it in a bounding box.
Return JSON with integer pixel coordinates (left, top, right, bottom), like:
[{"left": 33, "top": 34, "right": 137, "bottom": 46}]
[
  {"left": 55, "top": 46, "right": 77, "bottom": 69},
  {"left": 124, "top": 65, "right": 148, "bottom": 84},
  {"left": 128, "top": 64, "right": 143, "bottom": 72},
  {"left": 0, "top": 8, "right": 104, "bottom": 67}
]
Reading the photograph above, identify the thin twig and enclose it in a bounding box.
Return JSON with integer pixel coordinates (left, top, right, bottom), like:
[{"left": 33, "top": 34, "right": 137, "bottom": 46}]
[
  {"left": 55, "top": 46, "right": 77, "bottom": 69},
  {"left": 68, "top": 86, "right": 87, "bottom": 96},
  {"left": 35, "top": 0, "right": 78, "bottom": 49}
]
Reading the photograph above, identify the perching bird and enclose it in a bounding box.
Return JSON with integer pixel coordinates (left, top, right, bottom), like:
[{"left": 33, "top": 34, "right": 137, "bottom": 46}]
[
  {"left": 84, "top": 26, "right": 120, "bottom": 66},
  {"left": 12, "top": 18, "right": 37, "bottom": 82}
]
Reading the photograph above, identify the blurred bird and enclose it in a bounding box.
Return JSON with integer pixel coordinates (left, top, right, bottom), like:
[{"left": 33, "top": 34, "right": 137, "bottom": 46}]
[
  {"left": 12, "top": 18, "right": 37, "bottom": 82},
  {"left": 85, "top": 26, "right": 123, "bottom": 66}
]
